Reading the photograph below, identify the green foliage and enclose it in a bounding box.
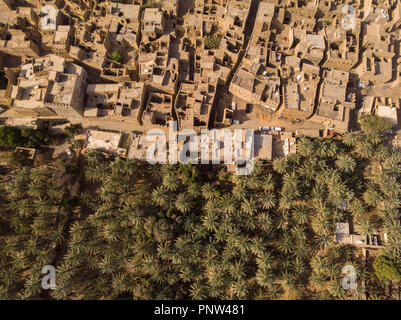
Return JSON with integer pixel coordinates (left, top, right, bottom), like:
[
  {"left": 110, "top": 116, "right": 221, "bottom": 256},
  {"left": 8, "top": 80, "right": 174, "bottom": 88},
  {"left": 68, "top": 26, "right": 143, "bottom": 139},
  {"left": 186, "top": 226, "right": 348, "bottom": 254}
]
[
  {"left": 0, "top": 164, "right": 74, "bottom": 299},
  {"left": 336, "top": 155, "right": 356, "bottom": 173},
  {"left": 204, "top": 34, "right": 222, "bottom": 49},
  {"left": 0, "top": 125, "right": 23, "bottom": 148},
  {"left": 0, "top": 125, "right": 46, "bottom": 149},
  {"left": 110, "top": 51, "right": 123, "bottom": 63},
  {"left": 21, "top": 128, "right": 46, "bottom": 148},
  {"left": 143, "top": 0, "right": 158, "bottom": 8},
  {"left": 1, "top": 131, "right": 401, "bottom": 300},
  {"left": 355, "top": 219, "right": 377, "bottom": 237},
  {"left": 63, "top": 124, "right": 81, "bottom": 137},
  {"left": 342, "top": 132, "right": 359, "bottom": 147},
  {"left": 373, "top": 255, "right": 401, "bottom": 281},
  {"left": 358, "top": 114, "right": 392, "bottom": 136},
  {"left": 178, "top": 163, "right": 199, "bottom": 184}
]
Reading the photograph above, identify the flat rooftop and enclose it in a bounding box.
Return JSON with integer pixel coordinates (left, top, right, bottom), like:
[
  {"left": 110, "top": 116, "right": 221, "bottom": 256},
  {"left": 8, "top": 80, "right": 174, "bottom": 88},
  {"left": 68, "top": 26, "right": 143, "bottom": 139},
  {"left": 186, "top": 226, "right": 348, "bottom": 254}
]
[
  {"left": 85, "top": 130, "right": 122, "bottom": 153},
  {"left": 377, "top": 105, "right": 398, "bottom": 126}
]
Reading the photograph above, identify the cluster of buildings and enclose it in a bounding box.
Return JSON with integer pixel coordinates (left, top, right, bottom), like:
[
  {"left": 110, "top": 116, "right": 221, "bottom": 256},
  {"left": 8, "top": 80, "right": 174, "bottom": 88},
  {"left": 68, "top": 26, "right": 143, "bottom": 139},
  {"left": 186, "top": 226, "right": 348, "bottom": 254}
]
[
  {"left": 1, "top": 0, "right": 400, "bottom": 254},
  {"left": 0, "top": 0, "right": 401, "bottom": 164},
  {"left": 335, "top": 222, "right": 385, "bottom": 249},
  {"left": 227, "top": 0, "right": 400, "bottom": 132}
]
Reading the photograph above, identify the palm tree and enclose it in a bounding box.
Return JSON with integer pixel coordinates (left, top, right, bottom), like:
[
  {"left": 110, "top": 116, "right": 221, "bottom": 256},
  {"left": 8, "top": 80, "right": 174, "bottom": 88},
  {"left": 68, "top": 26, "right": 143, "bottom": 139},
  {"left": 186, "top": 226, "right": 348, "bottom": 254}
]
[
  {"left": 221, "top": 194, "right": 237, "bottom": 214},
  {"left": 175, "top": 192, "right": 193, "bottom": 214},
  {"left": 256, "top": 212, "right": 272, "bottom": 232},
  {"left": 293, "top": 257, "right": 305, "bottom": 275},
  {"left": 262, "top": 174, "right": 275, "bottom": 192},
  {"left": 255, "top": 267, "right": 273, "bottom": 288},
  {"left": 355, "top": 219, "right": 377, "bottom": 237},
  {"left": 246, "top": 174, "right": 263, "bottom": 190},
  {"left": 273, "top": 157, "right": 288, "bottom": 174},
  {"left": 314, "top": 140, "right": 328, "bottom": 157},
  {"left": 310, "top": 273, "right": 327, "bottom": 289},
  {"left": 279, "top": 193, "right": 294, "bottom": 210},
  {"left": 24, "top": 238, "right": 39, "bottom": 256},
  {"left": 349, "top": 198, "right": 365, "bottom": 219},
  {"left": 5, "top": 184, "right": 25, "bottom": 200},
  {"left": 232, "top": 184, "right": 247, "bottom": 201},
  {"left": 297, "top": 136, "right": 315, "bottom": 156},
  {"left": 292, "top": 205, "right": 309, "bottom": 225},
  {"left": 229, "top": 260, "right": 245, "bottom": 280},
  {"left": 152, "top": 186, "right": 168, "bottom": 207},
  {"left": 162, "top": 172, "right": 180, "bottom": 192},
  {"left": 148, "top": 165, "right": 163, "bottom": 183},
  {"left": 33, "top": 200, "right": 53, "bottom": 216},
  {"left": 316, "top": 234, "right": 334, "bottom": 250},
  {"left": 292, "top": 224, "right": 307, "bottom": 243},
  {"left": 85, "top": 149, "right": 106, "bottom": 167},
  {"left": 187, "top": 182, "right": 202, "bottom": 198},
  {"left": 311, "top": 214, "right": 332, "bottom": 237},
  {"left": 383, "top": 218, "right": 401, "bottom": 239},
  {"left": 298, "top": 159, "right": 317, "bottom": 180},
  {"left": 365, "top": 132, "right": 382, "bottom": 145},
  {"left": 29, "top": 168, "right": 48, "bottom": 185},
  {"left": 47, "top": 182, "right": 63, "bottom": 201},
  {"left": 278, "top": 233, "right": 293, "bottom": 254},
  {"left": 36, "top": 249, "right": 53, "bottom": 267},
  {"left": 230, "top": 279, "right": 248, "bottom": 299},
  {"left": 258, "top": 191, "right": 276, "bottom": 210},
  {"left": 31, "top": 216, "right": 48, "bottom": 237},
  {"left": 250, "top": 236, "right": 265, "bottom": 256},
  {"left": 278, "top": 256, "right": 292, "bottom": 272},
  {"left": 229, "top": 232, "right": 250, "bottom": 255},
  {"left": 239, "top": 213, "right": 258, "bottom": 231},
  {"left": 182, "top": 214, "right": 199, "bottom": 233},
  {"left": 328, "top": 279, "right": 346, "bottom": 298},
  {"left": 324, "top": 168, "right": 341, "bottom": 186},
  {"left": 10, "top": 198, "right": 32, "bottom": 217},
  {"left": 383, "top": 154, "right": 401, "bottom": 174},
  {"left": 232, "top": 174, "right": 247, "bottom": 188},
  {"left": 374, "top": 144, "right": 390, "bottom": 162},
  {"left": 201, "top": 183, "right": 215, "bottom": 200},
  {"left": 336, "top": 154, "right": 356, "bottom": 173},
  {"left": 189, "top": 281, "right": 207, "bottom": 300},
  {"left": 204, "top": 198, "right": 220, "bottom": 216},
  {"left": 282, "top": 172, "right": 299, "bottom": 191},
  {"left": 85, "top": 164, "right": 108, "bottom": 182},
  {"left": 276, "top": 209, "right": 290, "bottom": 230},
  {"left": 22, "top": 274, "right": 42, "bottom": 298},
  {"left": 202, "top": 211, "right": 219, "bottom": 232},
  {"left": 252, "top": 287, "right": 270, "bottom": 300},
  {"left": 342, "top": 131, "right": 359, "bottom": 147},
  {"left": 325, "top": 140, "right": 339, "bottom": 157},
  {"left": 267, "top": 284, "right": 283, "bottom": 300},
  {"left": 27, "top": 181, "right": 46, "bottom": 198},
  {"left": 356, "top": 140, "right": 374, "bottom": 158},
  {"left": 99, "top": 185, "right": 118, "bottom": 204},
  {"left": 294, "top": 241, "right": 310, "bottom": 259},
  {"left": 241, "top": 197, "right": 258, "bottom": 215},
  {"left": 311, "top": 255, "right": 329, "bottom": 275},
  {"left": 1, "top": 267, "right": 19, "bottom": 287},
  {"left": 98, "top": 255, "right": 117, "bottom": 275},
  {"left": 363, "top": 186, "right": 382, "bottom": 207},
  {"left": 279, "top": 269, "right": 297, "bottom": 291}
]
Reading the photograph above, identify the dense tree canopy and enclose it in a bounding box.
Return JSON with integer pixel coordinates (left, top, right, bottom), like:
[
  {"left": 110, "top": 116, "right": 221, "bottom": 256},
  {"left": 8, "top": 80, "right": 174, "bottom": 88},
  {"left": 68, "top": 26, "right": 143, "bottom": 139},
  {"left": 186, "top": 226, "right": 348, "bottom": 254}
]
[
  {"left": 0, "top": 126, "right": 47, "bottom": 149},
  {"left": 373, "top": 256, "right": 401, "bottom": 282},
  {"left": 358, "top": 114, "right": 392, "bottom": 136},
  {"left": 0, "top": 127, "right": 400, "bottom": 300},
  {"left": 204, "top": 34, "right": 223, "bottom": 50},
  {"left": 110, "top": 51, "right": 123, "bottom": 63}
]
